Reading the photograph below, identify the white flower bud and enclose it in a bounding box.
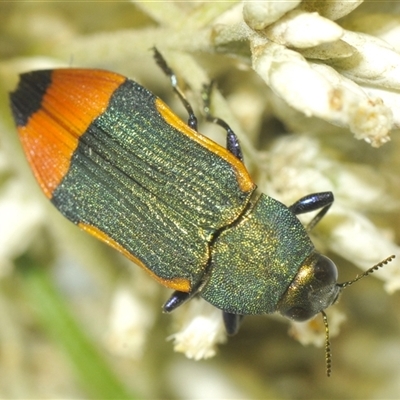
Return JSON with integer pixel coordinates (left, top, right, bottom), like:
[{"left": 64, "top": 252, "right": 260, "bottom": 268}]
[
  {"left": 243, "top": 0, "right": 301, "bottom": 30},
  {"left": 332, "top": 30, "right": 400, "bottom": 90},
  {"left": 264, "top": 9, "right": 343, "bottom": 48}
]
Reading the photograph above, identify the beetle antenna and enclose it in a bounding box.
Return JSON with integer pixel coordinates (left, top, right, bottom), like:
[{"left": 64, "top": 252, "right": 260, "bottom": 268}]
[
  {"left": 320, "top": 255, "right": 395, "bottom": 377},
  {"left": 321, "top": 311, "right": 332, "bottom": 377},
  {"left": 338, "top": 255, "right": 396, "bottom": 289}
]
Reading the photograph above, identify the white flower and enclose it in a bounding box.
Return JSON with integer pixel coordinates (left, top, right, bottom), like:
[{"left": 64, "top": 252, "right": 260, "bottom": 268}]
[
  {"left": 168, "top": 299, "right": 226, "bottom": 360},
  {"left": 246, "top": 9, "right": 399, "bottom": 147}
]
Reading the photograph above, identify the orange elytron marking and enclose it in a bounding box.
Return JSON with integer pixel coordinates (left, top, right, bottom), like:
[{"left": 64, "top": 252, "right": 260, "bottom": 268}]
[
  {"left": 18, "top": 69, "right": 126, "bottom": 198},
  {"left": 78, "top": 222, "right": 192, "bottom": 292},
  {"left": 155, "top": 98, "right": 255, "bottom": 193}
]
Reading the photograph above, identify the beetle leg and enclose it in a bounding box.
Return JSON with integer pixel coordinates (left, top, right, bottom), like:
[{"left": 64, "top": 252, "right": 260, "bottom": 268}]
[
  {"left": 152, "top": 47, "right": 198, "bottom": 131},
  {"left": 223, "top": 312, "right": 244, "bottom": 335},
  {"left": 153, "top": 48, "right": 244, "bottom": 161},
  {"left": 202, "top": 82, "right": 244, "bottom": 162},
  {"left": 226, "top": 129, "right": 243, "bottom": 162},
  {"left": 288, "top": 192, "right": 334, "bottom": 232},
  {"left": 162, "top": 290, "right": 196, "bottom": 312}
]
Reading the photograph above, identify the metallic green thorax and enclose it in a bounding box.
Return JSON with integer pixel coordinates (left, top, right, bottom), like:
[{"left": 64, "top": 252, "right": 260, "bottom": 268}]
[
  {"left": 201, "top": 194, "right": 315, "bottom": 314},
  {"left": 51, "top": 79, "right": 254, "bottom": 289}
]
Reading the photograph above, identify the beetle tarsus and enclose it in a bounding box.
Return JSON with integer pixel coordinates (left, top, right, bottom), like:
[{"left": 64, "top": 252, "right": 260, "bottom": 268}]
[
  {"left": 226, "top": 130, "right": 243, "bottom": 161},
  {"left": 223, "top": 312, "right": 244, "bottom": 335}
]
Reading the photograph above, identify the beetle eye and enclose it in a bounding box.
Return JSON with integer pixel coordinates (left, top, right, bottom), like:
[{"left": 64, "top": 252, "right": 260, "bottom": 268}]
[
  {"left": 284, "top": 306, "right": 315, "bottom": 322},
  {"left": 314, "top": 254, "right": 338, "bottom": 285}
]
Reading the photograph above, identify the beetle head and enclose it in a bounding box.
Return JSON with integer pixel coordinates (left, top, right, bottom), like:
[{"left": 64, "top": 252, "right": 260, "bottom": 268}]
[
  {"left": 277, "top": 252, "right": 395, "bottom": 376},
  {"left": 277, "top": 252, "right": 340, "bottom": 321}
]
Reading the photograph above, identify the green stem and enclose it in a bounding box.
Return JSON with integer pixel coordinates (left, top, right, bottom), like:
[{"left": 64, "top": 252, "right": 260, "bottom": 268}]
[{"left": 16, "top": 254, "right": 138, "bottom": 400}]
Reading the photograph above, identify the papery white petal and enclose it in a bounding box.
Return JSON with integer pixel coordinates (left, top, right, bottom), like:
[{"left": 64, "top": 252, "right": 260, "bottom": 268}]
[
  {"left": 252, "top": 41, "right": 333, "bottom": 117},
  {"left": 264, "top": 9, "right": 343, "bottom": 48},
  {"left": 298, "top": 39, "right": 355, "bottom": 60},
  {"left": 251, "top": 41, "right": 393, "bottom": 146},
  {"left": 332, "top": 30, "right": 400, "bottom": 90},
  {"left": 300, "top": 0, "right": 364, "bottom": 21},
  {"left": 243, "top": 0, "right": 301, "bottom": 30},
  {"left": 342, "top": 14, "right": 400, "bottom": 53}
]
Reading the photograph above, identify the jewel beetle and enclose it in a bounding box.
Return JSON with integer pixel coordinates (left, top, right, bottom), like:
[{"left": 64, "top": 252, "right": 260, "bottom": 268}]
[{"left": 9, "top": 49, "right": 394, "bottom": 375}]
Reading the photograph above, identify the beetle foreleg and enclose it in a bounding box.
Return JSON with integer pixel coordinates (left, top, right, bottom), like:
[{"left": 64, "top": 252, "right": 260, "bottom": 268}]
[
  {"left": 162, "top": 290, "right": 194, "bottom": 313},
  {"left": 202, "top": 82, "right": 244, "bottom": 162},
  {"left": 153, "top": 47, "right": 198, "bottom": 131},
  {"left": 289, "top": 192, "right": 334, "bottom": 232},
  {"left": 223, "top": 312, "right": 244, "bottom": 335}
]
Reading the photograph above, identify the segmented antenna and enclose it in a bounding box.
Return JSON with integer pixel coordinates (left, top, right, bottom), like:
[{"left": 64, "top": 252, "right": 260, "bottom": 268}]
[
  {"left": 321, "top": 311, "right": 332, "bottom": 377},
  {"left": 321, "top": 255, "right": 395, "bottom": 377},
  {"left": 338, "top": 255, "right": 396, "bottom": 289}
]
